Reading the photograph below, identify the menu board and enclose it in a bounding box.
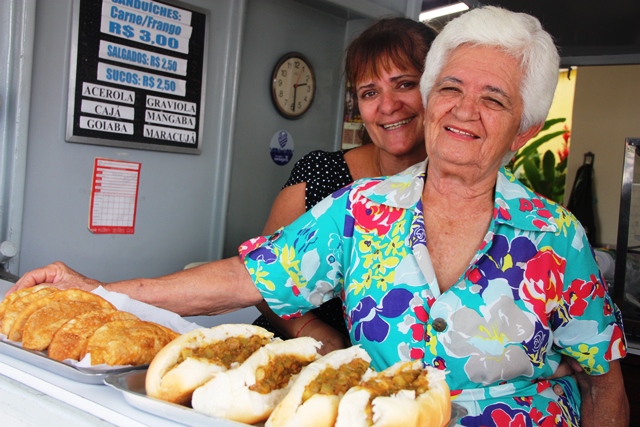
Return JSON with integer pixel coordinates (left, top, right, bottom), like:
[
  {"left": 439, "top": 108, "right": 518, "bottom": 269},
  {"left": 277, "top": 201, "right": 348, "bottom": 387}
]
[{"left": 66, "top": 0, "right": 208, "bottom": 154}]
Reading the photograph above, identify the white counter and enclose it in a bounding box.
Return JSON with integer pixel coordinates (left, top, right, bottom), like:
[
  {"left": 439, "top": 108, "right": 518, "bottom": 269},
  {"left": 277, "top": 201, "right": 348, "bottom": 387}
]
[{"left": 0, "top": 279, "right": 253, "bottom": 427}]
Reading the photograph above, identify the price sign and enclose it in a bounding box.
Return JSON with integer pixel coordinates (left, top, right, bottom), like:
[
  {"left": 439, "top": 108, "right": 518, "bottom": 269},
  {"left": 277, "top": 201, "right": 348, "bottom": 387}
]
[{"left": 66, "top": 0, "right": 208, "bottom": 154}]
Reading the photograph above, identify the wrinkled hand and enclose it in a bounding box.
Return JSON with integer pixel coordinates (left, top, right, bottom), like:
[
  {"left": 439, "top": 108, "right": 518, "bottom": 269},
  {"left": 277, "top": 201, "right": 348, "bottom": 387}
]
[
  {"left": 547, "top": 356, "right": 584, "bottom": 396},
  {"left": 549, "top": 356, "right": 583, "bottom": 379},
  {"left": 8, "top": 261, "right": 103, "bottom": 295},
  {"left": 300, "top": 319, "right": 350, "bottom": 356}
]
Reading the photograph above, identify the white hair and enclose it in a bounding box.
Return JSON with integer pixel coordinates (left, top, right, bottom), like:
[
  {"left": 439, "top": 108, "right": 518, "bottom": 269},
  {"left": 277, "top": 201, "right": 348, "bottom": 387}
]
[{"left": 419, "top": 6, "right": 560, "bottom": 132}]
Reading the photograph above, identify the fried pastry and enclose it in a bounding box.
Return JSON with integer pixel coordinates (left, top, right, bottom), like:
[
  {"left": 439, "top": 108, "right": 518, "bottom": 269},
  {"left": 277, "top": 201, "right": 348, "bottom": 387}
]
[
  {"left": 0, "top": 285, "right": 53, "bottom": 321},
  {"left": 48, "top": 310, "right": 139, "bottom": 361},
  {"left": 1, "top": 287, "right": 59, "bottom": 336},
  {"left": 82, "top": 320, "right": 179, "bottom": 366},
  {"left": 8, "top": 289, "right": 116, "bottom": 342},
  {"left": 22, "top": 300, "right": 105, "bottom": 351}
]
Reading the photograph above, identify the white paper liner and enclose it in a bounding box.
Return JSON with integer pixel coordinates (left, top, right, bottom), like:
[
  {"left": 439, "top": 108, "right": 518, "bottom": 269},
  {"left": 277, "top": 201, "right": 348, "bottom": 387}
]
[{"left": 92, "top": 286, "right": 201, "bottom": 334}]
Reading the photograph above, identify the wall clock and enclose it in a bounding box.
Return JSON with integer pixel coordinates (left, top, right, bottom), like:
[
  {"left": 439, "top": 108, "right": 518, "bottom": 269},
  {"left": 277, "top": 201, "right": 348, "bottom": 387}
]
[{"left": 271, "top": 52, "right": 316, "bottom": 119}]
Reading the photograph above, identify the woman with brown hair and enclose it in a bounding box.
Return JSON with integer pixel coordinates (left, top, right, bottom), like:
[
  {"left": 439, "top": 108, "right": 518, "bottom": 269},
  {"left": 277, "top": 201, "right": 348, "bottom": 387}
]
[{"left": 253, "top": 17, "right": 437, "bottom": 353}]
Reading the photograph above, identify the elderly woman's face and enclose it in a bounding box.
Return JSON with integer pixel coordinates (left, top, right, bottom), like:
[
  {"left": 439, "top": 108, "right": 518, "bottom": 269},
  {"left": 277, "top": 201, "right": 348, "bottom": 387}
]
[{"left": 424, "top": 44, "right": 538, "bottom": 176}]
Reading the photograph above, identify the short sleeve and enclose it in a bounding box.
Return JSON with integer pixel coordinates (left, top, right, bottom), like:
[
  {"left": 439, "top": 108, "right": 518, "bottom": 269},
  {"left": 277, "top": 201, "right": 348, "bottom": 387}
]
[
  {"left": 238, "top": 189, "right": 351, "bottom": 319},
  {"left": 552, "top": 222, "right": 627, "bottom": 374}
]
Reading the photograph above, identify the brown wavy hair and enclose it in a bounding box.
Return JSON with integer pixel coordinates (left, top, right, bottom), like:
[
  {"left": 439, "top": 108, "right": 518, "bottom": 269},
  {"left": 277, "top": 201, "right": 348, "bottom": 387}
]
[{"left": 344, "top": 18, "right": 438, "bottom": 144}]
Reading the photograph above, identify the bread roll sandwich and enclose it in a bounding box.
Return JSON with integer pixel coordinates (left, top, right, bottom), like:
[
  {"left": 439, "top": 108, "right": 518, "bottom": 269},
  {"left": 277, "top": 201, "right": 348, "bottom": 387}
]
[
  {"left": 334, "top": 360, "right": 451, "bottom": 427},
  {"left": 146, "top": 324, "right": 275, "bottom": 405},
  {"left": 191, "top": 336, "right": 322, "bottom": 425},
  {"left": 266, "top": 345, "right": 372, "bottom": 427}
]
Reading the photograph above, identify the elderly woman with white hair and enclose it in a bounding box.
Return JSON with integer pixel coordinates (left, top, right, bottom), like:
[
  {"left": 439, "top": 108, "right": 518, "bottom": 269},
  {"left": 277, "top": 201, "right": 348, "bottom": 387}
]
[{"left": 12, "top": 6, "right": 628, "bottom": 426}]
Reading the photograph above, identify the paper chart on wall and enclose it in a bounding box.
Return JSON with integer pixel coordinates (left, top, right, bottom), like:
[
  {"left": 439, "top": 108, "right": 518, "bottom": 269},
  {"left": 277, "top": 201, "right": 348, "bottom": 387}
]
[{"left": 89, "top": 157, "right": 141, "bottom": 234}]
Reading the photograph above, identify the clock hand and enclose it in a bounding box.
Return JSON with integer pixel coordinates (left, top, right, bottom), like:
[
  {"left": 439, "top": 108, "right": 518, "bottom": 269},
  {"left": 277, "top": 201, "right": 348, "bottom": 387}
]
[
  {"left": 292, "top": 85, "right": 297, "bottom": 111},
  {"left": 292, "top": 70, "right": 306, "bottom": 112},
  {"left": 294, "top": 67, "right": 304, "bottom": 86}
]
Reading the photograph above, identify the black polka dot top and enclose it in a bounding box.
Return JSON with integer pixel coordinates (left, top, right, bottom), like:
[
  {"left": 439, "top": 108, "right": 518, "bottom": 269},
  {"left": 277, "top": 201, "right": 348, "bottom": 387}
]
[
  {"left": 284, "top": 150, "right": 353, "bottom": 211},
  {"left": 252, "top": 150, "right": 353, "bottom": 339}
]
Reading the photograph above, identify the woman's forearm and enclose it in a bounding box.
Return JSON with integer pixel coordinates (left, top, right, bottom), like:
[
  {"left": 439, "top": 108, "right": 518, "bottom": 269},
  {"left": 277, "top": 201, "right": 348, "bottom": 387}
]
[
  {"left": 577, "top": 360, "right": 629, "bottom": 427},
  {"left": 106, "top": 256, "right": 263, "bottom": 317}
]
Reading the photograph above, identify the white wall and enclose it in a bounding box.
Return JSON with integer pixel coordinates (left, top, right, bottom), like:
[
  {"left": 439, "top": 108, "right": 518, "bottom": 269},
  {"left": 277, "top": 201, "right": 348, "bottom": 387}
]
[
  {"left": 18, "top": 0, "right": 243, "bottom": 282},
  {"left": 566, "top": 64, "right": 640, "bottom": 246},
  {"left": 222, "top": 0, "right": 349, "bottom": 258}
]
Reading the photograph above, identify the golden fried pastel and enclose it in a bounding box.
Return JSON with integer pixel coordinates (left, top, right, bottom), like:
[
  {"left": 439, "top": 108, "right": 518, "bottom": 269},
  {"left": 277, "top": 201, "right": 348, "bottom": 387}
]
[
  {"left": 22, "top": 300, "right": 105, "bottom": 351},
  {"left": 48, "top": 310, "right": 139, "bottom": 361},
  {"left": 82, "top": 320, "right": 178, "bottom": 366},
  {"left": 1, "top": 287, "right": 59, "bottom": 336},
  {"left": 0, "top": 285, "right": 53, "bottom": 321},
  {"left": 8, "top": 289, "right": 116, "bottom": 342}
]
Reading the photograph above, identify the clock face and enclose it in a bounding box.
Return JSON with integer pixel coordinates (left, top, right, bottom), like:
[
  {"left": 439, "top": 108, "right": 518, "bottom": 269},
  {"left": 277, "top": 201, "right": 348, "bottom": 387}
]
[{"left": 271, "top": 53, "right": 316, "bottom": 119}]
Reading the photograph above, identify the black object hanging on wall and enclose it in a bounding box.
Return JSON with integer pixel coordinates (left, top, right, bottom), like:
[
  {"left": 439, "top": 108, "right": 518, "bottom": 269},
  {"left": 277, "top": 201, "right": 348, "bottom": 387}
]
[{"left": 567, "top": 152, "right": 597, "bottom": 246}]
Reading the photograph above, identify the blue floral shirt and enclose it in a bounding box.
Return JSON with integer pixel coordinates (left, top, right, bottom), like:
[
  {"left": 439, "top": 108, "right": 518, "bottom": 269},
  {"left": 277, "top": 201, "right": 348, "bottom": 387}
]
[{"left": 239, "top": 160, "right": 626, "bottom": 426}]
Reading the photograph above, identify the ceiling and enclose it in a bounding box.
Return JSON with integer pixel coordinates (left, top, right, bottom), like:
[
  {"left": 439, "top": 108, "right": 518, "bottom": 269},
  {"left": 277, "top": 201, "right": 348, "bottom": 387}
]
[{"left": 421, "top": 0, "right": 640, "bottom": 66}]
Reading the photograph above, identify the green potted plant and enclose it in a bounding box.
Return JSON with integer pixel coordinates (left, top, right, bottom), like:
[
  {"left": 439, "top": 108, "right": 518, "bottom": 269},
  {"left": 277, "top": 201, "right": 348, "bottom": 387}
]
[{"left": 508, "top": 118, "right": 570, "bottom": 204}]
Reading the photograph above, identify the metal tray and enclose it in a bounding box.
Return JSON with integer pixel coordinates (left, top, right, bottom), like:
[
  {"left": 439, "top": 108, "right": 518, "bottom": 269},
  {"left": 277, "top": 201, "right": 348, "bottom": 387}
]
[
  {"left": 0, "top": 339, "right": 146, "bottom": 384},
  {"left": 104, "top": 369, "right": 468, "bottom": 427},
  {"left": 104, "top": 370, "right": 256, "bottom": 427}
]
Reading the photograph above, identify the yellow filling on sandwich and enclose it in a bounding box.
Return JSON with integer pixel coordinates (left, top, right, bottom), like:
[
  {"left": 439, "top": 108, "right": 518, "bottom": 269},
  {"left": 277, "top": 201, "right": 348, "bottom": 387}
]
[
  {"left": 249, "top": 355, "right": 313, "bottom": 394},
  {"left": 301, "top": 357, "right": 370, "bottom": 402},
  {"left": 361, "top": 368, "right": 430, "bottom": 424},
  {"left": 177, "top": 335, "right": 271, "bottom": 369}
]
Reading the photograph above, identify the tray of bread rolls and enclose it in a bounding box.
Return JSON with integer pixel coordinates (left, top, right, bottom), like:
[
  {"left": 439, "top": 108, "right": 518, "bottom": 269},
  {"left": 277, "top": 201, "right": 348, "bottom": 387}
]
[
  {"left": 106, "top": 368, "right": 468, "bottom": 427},
  {"left": 104, "top": 325, "right": 467, "bottom": 427},
  {"left": 0, "top": 284, "right": 200, "bottom": 384}
]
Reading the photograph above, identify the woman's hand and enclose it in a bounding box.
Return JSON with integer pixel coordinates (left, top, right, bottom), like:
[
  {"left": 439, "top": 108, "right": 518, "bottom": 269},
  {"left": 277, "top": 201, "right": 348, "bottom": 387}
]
[
  {"left": 8, "top": 261, "right": 103, "bottom": 294},
  {"left": 294, "top": 316, "right": 350, "bottom": 356},
  {"left": 549, "top": 355, "right": 583, "bottom": 380},
  {"left": 256, "top": 301, "right": 349, "bottom": 355},
  {"left": 548, "top": 356, "right": 628, "bottom": 426}
]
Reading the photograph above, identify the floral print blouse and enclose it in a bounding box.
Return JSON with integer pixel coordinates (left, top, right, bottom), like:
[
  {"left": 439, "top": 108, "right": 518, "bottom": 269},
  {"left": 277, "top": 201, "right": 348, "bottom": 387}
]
[{"left": 239, "top": 160, "right": 626, "bottom": 426}]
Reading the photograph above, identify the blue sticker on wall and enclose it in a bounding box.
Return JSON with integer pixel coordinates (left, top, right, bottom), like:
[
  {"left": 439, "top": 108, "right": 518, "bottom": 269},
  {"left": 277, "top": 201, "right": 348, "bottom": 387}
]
[{"left": 270, "top": 130, "right": 294, "bottom": 165}]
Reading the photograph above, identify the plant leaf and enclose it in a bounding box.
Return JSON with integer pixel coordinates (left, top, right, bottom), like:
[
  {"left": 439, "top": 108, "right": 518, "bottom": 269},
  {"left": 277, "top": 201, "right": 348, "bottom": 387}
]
[
  {"left": 512, "top": 130, "right": 567, "bottom": 171},
  {"left": 542, "top": 150, "right": 556, "bottom": 182},
  {"left": 523, "top": 158, "right": 542, "bottom": 192},
  {"left": 541, "top": 117, "right": 566, "bottom": 132}
]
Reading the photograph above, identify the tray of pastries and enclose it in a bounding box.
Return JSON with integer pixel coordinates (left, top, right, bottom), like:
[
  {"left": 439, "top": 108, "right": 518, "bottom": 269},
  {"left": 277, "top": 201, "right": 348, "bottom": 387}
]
[{"left": 0, "top": 284, "right": 198, "bottom": 384}]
